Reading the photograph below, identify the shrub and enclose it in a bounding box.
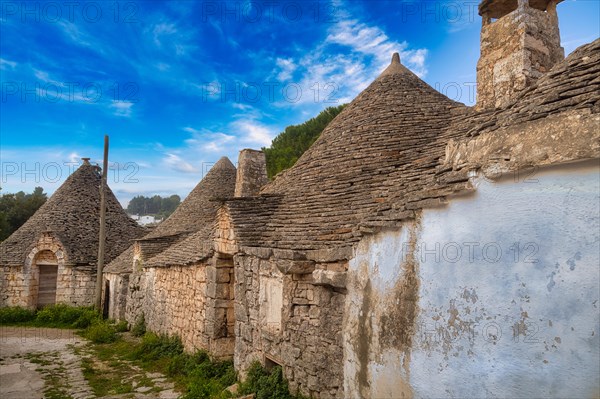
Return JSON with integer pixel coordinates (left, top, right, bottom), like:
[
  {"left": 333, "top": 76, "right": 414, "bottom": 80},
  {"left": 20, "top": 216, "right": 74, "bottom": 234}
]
[
  {"left": 239, "top": 362, "right": 304, "bottom": 399},
  {"left": 0, "top": 306, "right": 36, "bottom": 324},
  {"left": 34, "top": 304, "right": 100, "bottom": 328},
  {"left": 179, "top": 355, "right": 236, "bottom": 399},
  {"left": 84, "top": 320, "right": 117, "bottom": 344},
  {"left": 114, "top": 320, "right": 129, "bottom": 332},
  {"left": 131, "top": 313, "right": 146, "bottom": 337},
  {"left": 71, "top": 308, "right": 100, "bottom": 329}
]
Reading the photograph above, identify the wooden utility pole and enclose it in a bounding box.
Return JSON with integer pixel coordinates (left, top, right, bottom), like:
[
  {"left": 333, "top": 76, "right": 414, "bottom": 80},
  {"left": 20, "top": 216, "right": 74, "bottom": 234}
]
[{"left": 95, "top": 135, "right": 109, "bottom": 312}]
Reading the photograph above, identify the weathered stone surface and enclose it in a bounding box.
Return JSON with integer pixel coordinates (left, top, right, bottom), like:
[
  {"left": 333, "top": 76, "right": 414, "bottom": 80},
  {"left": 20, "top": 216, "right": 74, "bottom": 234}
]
[
  {"left": 312, "top": 270, "right": 347, "bottom": 289},
  {"left": 477, "top": 1, "right": 564, "bottom": 109},
  {"left": 235, "top": 149, "right": 269, "bottom": 197},
  {"left": 276, "top": 260, "right": 315, "bottom": 275}
]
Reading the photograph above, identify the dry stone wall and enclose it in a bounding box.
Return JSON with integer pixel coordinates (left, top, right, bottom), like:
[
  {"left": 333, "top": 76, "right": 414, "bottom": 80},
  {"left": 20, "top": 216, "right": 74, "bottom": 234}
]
[
  {"left": 233, "top": 253, "right": 345, "bottom": 398},
  {"left": 127, "top": 265, "right": 208, "bottom": 350},
  {"left": 1, "top": 266, "right": 25, "bottom": 306},
  {"left": 126, "top": 260, "right": 235, "bottom": 357},
  {"left": 1, "top": 233, "right": 95, "bottom": 308}
]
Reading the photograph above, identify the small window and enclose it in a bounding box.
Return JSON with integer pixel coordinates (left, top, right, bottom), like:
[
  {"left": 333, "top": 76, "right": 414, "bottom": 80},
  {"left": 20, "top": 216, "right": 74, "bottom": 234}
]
[{"left": 264, "top": 356, "right": 282, "bottom": 371}]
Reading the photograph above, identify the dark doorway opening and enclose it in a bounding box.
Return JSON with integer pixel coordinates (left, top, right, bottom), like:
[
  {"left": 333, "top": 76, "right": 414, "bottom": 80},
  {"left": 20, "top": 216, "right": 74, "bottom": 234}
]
[{"left": 103, "top": 280, "right": 110, "bottom": 319}]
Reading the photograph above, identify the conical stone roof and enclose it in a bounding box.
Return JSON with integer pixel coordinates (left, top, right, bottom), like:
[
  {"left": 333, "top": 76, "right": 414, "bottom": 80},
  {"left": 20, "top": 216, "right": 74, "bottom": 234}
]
[
  {"left": 0, "top": 161, "right": 146, "bottom": 266},
  {"left": 104, "top": 157, "right": 236, "bottom": 273},
  {"left": 143, "top": 156, "right": 236, "bottom": 239},
  {"left": 227, "top": 53, "right": 467, "bottom": 252}
]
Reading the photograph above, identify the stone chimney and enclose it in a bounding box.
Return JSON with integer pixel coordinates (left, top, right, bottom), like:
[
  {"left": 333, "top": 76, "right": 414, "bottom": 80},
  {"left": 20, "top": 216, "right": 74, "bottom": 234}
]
[
  {"left": 81, "top": 157, "right": 91, "bottom": 165},
  {"left": 234, "top": 149, "right": 268, "bottom": 197},
  {"left": 476, "top": 0, "right": 564, "bottom": 110}
]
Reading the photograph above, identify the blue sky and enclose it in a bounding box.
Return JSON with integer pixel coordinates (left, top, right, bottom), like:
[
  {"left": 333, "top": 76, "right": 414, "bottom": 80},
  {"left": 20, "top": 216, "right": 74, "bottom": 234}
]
[{"left": 1, "top": 0, "right": 598, "bottom": 206}]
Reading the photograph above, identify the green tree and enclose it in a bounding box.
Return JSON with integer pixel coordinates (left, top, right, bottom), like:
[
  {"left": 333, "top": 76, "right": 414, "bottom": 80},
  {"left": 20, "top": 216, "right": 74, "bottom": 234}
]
[
  {"left": 126, "top": 194, "right": 181, "bottom": 218},
  {"left": 263, "top": 104, "right": 346, "bottom": 178},
  {"left": 0, "top": 187, "right": 48, "bottom": 241}
]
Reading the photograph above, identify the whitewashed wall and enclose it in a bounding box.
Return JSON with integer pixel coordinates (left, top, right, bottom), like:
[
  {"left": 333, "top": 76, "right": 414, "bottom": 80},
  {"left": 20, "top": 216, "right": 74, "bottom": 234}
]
[{"left": 344, "top": 160, "right": 600, "bottom": 398}]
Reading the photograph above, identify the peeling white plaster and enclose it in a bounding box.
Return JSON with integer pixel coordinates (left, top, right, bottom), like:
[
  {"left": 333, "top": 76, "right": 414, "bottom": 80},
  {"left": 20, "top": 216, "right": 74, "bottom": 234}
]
[{"left": 344, "top": 161, "right": 600, "bottom": 398}]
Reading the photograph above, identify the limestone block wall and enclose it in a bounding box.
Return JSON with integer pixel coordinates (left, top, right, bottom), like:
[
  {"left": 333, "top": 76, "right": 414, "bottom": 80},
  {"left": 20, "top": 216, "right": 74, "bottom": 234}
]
[
  {"left": 55, "top": 265, "right": 96, "bottom": 306},
  {"left": 234, "top": 253, "right": 345, "bottom": 398},
  {"left": 1, "top": 232, "right": 95, "bottom": 308},
  {"left": 0, "top": 264, "right": 95, "bottom": 308},
  {"left": 127, "top": 265, "right": 207, "bottom": 350},
  {"left": 477, "top": 5, "right": 563, "bottom": 109},
  {"left": 1, "top": 266, "right": 26, "bottom": 306},
  {"left": 126, "top": 261, "right": 235, "bottom": 357},
  {"left": 343, "top": 161, "right": 600, "bottom": 398}
]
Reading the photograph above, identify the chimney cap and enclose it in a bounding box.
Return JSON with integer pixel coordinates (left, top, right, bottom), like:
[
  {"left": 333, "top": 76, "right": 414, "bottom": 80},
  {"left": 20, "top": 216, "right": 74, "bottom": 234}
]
[{"left": 81, "top": 157, "right": 91, "bottom": 164}]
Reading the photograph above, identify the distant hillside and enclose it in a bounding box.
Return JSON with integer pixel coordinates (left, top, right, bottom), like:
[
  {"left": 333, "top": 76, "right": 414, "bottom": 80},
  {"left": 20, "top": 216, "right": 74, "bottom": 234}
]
[{"left": 263, "top": 104, "right": 346, "bottom": 178}]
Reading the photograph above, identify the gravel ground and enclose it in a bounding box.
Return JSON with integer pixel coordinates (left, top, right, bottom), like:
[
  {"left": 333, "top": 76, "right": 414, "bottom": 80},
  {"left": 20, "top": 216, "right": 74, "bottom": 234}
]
[{"left": 0, "top": 327, "right": 179, "bottom": 399}]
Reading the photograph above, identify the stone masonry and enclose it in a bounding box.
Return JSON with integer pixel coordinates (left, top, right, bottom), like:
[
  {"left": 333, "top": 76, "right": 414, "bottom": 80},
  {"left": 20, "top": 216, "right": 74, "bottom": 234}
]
[{"left": 477, "top": 0, "right": 564, "bottom": 109}]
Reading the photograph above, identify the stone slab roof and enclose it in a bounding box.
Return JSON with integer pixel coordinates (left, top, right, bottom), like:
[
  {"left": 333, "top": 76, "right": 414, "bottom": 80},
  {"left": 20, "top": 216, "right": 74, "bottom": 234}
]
[
  {"left": 104, "top": 157, "right": 236, "bottom": 273},
  {"left": 224, "top": 54, "right": 466, "bottom": 255},
  {"left": 0, "top": 162, "right": 146, "bottom": 267},
  {"left": 225, "top": 40, "right": 599, "bottom": 260},
  {"left": 144, "top": 231, "right": 214, "bottom": 268}
]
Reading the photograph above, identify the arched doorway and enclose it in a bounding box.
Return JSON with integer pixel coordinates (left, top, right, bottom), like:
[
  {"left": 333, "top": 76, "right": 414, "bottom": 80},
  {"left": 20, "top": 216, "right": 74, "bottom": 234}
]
[{"left": 34, "top": 250, "right": 58, "bottom": 308}]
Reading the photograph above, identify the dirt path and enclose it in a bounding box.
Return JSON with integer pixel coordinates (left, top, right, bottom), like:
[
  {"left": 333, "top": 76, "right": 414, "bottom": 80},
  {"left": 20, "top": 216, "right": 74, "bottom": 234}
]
[
  {"left": 0, "top": 327, "right": 92, "bottom": 398},
  {"left": 0, "top": 327, "right": 179, "bottom": 399}
]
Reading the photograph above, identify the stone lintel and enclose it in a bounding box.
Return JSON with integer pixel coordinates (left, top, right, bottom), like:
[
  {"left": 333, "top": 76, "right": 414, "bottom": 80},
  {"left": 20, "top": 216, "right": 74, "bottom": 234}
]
[
  {"left": 276, "top": 259, "right": 315, "bottom": 275},
  {"left": 312, "top": 269, "right": 347, "bottom": 289}
]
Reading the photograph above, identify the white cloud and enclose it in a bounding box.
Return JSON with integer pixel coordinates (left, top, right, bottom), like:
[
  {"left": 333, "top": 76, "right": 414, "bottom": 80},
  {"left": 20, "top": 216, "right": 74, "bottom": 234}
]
[
  {"left": 153, "top": 22, "right": 178, "bottom": 46},
  {"left": 56, "top": 20, "right": 93, "bottom": 48},
  {"left": 263, "top": 2, "right": 429, "bottom": 108},
  {"left": 110, "top": 101, "right": 134, "bottom": 117},
  {"left": 232, "top": 120, "right": 275, "bottom": 147},
  {"left": 232, "top": 103, "right": 253, "bottom": 111},
  {"left": 183, "top": 127, "right": 236, "bottom": 152},
  {"left": 0, "top": 58, "right": 17, "bottom": 70},
  {"left": 162, "top": 153, "right": 199, "bottom": 173},
  {"left": 325, "top": 17, "right": 428, "bottom": 78},
  {"left": 275, "top": 58, "right": 297, "bottom": 81}
]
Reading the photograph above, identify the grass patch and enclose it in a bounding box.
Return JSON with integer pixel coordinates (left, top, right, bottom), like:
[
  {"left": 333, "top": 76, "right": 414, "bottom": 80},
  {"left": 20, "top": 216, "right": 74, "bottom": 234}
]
[
  {"left": 84, "top": 332, "right": 238, "bottom": 398},
  {"left": 81, "top": 356, "right": 134, "bottom": 396},
  {"left": 0, "top": 304, "right": 100, "bottom": 329},
  {"left": 25, "top": 351, "right": 73, "bottom": 399},
  {"left": 115, "top": 320, "right": 129, "bottom": 332}
]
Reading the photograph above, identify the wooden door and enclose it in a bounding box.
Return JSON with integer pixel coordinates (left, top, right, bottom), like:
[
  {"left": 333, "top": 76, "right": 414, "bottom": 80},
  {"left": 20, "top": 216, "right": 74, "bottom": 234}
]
[{"left": 38, "top": 265, "right": 58, "bottom": 308}]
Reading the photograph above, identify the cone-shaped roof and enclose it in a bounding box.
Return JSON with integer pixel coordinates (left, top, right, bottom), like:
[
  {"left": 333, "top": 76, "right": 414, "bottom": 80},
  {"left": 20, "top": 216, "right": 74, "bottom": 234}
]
[
  {"left": 143, "top": 156, "right": 236, "bottom": 239},
  {"left": 263, "top": 52, "right": 460, "bottom": 195},
  {"left": 0, "top": 161, "right": 146, "bottom": 266},
  {"left": 228, "top": 54, "right": 467, "bottom": 251},
  {"left": 104, "top": 157, "right": 236, "bottom": 273}
]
